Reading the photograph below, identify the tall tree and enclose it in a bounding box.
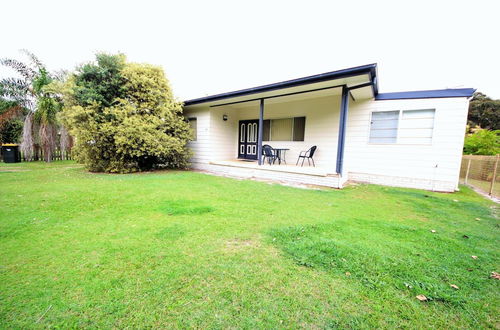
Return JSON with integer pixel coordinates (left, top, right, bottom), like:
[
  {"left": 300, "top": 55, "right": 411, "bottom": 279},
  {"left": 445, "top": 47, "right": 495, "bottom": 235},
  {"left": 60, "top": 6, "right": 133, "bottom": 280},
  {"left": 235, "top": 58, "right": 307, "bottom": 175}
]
[
  {"left": 467, "top": 92, "right": 500, "bottom": 131},
  {"left": 0, "top": 50, "right": 66, "bottom": 161}
]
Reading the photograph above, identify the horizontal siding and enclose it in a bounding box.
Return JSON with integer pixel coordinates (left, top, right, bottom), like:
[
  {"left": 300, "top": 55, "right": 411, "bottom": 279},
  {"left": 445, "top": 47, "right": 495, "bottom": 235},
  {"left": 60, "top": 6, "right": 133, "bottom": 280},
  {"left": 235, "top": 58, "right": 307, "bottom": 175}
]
[
  {"left": 344, "top": 97, "right": 469, "bottom": 190},
  {"left": 184, "top": 108, "right": 211, "bottom": 163},
  {"left": 210, "top": 107, "right": 238, "bottom": 161}
]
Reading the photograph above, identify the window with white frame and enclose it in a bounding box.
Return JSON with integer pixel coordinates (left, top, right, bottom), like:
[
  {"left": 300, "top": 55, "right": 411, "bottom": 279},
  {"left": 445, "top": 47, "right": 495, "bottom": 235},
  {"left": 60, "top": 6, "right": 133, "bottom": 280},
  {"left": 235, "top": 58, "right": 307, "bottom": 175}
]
[
  {"left": 369, "top": 111, "right": 399, "bottom": 144},
  {"left": 369, "top": 109, "right": 435, "bottom": 144}
]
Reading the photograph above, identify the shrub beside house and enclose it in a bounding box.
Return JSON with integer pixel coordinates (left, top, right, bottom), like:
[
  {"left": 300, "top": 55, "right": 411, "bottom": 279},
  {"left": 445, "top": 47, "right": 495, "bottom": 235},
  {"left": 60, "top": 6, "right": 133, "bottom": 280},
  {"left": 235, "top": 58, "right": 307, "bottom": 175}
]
[{"left": 60, "top": 54, "right": 192, "bottom": 173}]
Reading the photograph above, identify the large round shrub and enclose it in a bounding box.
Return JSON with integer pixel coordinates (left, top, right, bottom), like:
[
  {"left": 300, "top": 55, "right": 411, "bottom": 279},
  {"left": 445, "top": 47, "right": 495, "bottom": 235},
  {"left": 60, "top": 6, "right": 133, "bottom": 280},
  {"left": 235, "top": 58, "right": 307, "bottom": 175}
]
[{"left": 61, "top": 54, "right": 192, "bottom": 173}]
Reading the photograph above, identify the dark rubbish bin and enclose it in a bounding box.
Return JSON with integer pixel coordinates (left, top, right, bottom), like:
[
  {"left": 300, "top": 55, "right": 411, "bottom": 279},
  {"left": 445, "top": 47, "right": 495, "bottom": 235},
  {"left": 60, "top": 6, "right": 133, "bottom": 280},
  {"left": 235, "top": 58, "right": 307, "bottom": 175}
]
[{"left": 1, "top": 144, "right": 21, "bottom": 163}]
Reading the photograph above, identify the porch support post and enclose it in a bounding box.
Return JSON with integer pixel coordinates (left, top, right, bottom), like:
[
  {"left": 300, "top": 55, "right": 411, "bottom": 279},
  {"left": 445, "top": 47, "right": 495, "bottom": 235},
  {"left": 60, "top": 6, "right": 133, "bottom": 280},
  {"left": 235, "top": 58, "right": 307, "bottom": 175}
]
[
  {"left": 336, "top": 86, "right": 349, "bottom": 174},
  {"left": 257, "top": 99, "right": 264, "bottom": 165}
]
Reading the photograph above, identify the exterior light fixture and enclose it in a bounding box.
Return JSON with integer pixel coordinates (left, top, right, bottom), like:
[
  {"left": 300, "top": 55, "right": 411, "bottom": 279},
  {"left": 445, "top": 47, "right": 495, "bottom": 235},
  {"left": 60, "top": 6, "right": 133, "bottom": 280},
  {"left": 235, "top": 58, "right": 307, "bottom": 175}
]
[{"left": 223, "top": 114, "right": 228, "bottom": 121}]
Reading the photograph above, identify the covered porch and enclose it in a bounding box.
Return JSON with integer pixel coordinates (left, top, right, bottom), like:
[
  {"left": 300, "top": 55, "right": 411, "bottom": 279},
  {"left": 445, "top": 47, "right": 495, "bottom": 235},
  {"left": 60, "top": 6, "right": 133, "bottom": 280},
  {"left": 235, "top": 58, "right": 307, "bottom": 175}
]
[
  {"left": 184, "top": 64, "right": 378, "bottom": 188},
  {"left": 208, "top": 89, "right": 342, "bottom": 170},
  {"left": 203, "top": 90, "right": 346, "bottom": 187}
]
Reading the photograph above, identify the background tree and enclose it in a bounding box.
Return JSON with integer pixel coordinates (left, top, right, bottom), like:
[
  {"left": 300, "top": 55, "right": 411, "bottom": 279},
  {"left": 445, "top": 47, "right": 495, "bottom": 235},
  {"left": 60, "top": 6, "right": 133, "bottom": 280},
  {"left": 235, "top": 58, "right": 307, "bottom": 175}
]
[
  {"left": 463, "top": 129, "right": 499, "bottom": 155},
  {"left": 61, "top": 54, "right": 192, "bottom": 173},
  {"left": 0, "top": 119, "right": 23, "bottom": 144},
  {"left": 0, "top": 96, "right": 25, "bottom": 144},
  {"left": 467, "top": 92, "right": 500, "bottom": 131},
  {"left": 0, "top": 50, "right": 68, "bottom": 161}
]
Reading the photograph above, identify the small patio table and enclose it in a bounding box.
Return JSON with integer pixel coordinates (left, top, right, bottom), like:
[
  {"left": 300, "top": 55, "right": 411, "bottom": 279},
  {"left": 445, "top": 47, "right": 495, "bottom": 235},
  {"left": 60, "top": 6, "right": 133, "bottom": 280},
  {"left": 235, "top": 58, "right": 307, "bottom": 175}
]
[{"left": 273, "top": 148, "right": 289, "bottom": 165}]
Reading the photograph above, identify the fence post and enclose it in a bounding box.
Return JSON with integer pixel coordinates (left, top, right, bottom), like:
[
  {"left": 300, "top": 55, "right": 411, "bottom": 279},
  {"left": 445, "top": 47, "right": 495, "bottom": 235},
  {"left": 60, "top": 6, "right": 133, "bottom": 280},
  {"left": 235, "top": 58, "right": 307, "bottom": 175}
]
[
  {"left": 489, "top": 154, "right": 499, "bottom": 196},
  {"left": 465, "top": 158, "right": 471, "bottom": 185}
]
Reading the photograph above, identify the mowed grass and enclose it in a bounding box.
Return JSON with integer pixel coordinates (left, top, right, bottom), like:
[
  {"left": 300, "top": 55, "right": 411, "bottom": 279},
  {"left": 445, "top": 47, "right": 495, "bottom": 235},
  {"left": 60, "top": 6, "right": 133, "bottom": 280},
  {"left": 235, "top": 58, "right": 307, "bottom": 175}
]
[{"left": 0, "top": 161, "right": 498, "bottom": 328}]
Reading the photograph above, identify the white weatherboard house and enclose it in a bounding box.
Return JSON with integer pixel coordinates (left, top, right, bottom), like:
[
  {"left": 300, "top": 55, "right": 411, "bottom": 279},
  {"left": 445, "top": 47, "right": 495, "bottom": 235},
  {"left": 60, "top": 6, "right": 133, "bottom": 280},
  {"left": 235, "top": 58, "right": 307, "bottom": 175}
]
[{"left": 183, "top": 64, "right": 475, "bottom": 192}]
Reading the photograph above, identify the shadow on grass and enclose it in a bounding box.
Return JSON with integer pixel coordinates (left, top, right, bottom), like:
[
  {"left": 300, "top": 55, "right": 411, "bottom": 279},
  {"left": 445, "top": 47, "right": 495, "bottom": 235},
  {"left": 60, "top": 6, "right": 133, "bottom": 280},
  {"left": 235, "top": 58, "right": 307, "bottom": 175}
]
[
  {"left": 383, "top": 188, "right": 494, "bottom": 221},
  {"left": 268, "top": 216, "right": 496, "bottom": 307}
]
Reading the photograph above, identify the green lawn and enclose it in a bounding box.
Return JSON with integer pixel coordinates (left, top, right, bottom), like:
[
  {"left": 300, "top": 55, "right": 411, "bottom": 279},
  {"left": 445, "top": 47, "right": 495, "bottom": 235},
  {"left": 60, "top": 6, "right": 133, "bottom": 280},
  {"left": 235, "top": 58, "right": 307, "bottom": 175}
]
[{"left": 0, "top": 161, "right": 498, "bottom": 328}]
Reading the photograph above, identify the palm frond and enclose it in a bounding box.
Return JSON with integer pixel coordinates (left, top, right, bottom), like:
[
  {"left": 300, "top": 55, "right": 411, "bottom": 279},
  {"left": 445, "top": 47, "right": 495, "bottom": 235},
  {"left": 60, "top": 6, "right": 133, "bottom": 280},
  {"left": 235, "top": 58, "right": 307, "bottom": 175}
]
[
  {"left": 19, "top": 49, "right": 45, "bottom": 70},
  {"left": 0, "top": 78, "right": 35, "bottom": 110},
  {"left": 51, "top": 69, "right": 68, "bottom": 81},
  {"left": 0, "top": 77, "right": 30, "bottom": 91},
  {"left": 0, "top": 77, "right": 31, "bottom": 98},
  {"left": 0, "top": 58, "right": 36, "bottom": 80}
]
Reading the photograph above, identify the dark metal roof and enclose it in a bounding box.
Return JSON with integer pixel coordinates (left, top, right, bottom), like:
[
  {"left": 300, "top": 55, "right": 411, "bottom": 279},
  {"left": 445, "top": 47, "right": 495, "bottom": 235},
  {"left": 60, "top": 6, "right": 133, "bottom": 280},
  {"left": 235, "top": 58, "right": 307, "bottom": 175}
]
[
  {"left": 184, "top": 63, "right": 378, "bottom": 106},
  {"left": 376, "top": 88, "right": 476, "bottom": 100}
]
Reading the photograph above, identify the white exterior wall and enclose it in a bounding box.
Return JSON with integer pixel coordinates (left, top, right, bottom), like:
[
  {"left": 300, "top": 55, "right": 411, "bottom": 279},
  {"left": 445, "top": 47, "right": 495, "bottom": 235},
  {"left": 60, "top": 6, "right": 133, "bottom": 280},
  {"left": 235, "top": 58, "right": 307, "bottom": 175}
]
[
  {"left": 184, "top": 108, "right": 211, "bottom": 164},
  {"left": 184, "top": 96, "right": 469, "bottom": 192},
  {"left": 345, "top": 97, "right": 470, "bottom": 192},
  {"left": 209, "top": 106, "right": 239, "bottom": 161}
]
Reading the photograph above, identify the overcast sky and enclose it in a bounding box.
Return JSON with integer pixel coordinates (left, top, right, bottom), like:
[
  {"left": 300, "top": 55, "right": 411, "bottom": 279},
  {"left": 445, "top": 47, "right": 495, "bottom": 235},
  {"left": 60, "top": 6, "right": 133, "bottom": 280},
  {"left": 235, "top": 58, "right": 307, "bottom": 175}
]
[{"left": 2, "top": 0, "right": 499, "bottom": 100}]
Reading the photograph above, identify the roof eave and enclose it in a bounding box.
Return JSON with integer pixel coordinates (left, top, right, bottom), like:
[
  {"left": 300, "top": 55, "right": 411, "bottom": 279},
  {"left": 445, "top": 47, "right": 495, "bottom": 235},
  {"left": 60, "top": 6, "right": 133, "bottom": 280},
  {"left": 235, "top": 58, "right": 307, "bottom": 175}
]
[
  {"left": 375, "top": 88, "right": 476, "bottom": 100},
  {"left": 184, "top": 63, "right": 378, "bottom": 106}
]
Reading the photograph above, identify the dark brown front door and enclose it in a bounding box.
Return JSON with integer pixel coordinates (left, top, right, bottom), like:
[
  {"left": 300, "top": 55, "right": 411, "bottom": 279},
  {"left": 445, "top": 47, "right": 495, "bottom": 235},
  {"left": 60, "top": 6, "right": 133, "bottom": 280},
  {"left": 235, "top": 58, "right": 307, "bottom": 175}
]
[{"left": 238, "top": 120, "right": 258, "bottom": 160}]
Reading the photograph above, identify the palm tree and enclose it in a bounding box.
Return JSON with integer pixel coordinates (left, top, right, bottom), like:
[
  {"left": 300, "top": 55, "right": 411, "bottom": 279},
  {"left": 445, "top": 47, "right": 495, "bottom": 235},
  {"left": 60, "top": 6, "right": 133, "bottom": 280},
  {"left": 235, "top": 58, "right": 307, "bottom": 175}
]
[{"left": 0, "top": 50, "right": 68, "bottom": 161}]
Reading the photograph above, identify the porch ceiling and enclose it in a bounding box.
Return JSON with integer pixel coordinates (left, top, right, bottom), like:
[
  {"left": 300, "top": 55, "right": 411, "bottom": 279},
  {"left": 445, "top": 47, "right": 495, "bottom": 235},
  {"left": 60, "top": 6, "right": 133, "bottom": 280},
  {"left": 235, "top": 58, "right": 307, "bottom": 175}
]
[
  {"left": 217, "top": 86, "right": 343, "bottom": 109},
  {"left": 184, "top": 64, "right": 377, "bottom": 109},
  {"left": 204, "top": 74, "right": 371, "bottom": 107}
]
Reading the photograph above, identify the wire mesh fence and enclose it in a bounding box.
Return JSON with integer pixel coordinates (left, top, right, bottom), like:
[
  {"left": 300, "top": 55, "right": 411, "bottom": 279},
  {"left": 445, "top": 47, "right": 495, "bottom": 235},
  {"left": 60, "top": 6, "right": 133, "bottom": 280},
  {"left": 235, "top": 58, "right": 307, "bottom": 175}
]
[{"left": 459, "top": 155, "right": 500, "bottom": 199}]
